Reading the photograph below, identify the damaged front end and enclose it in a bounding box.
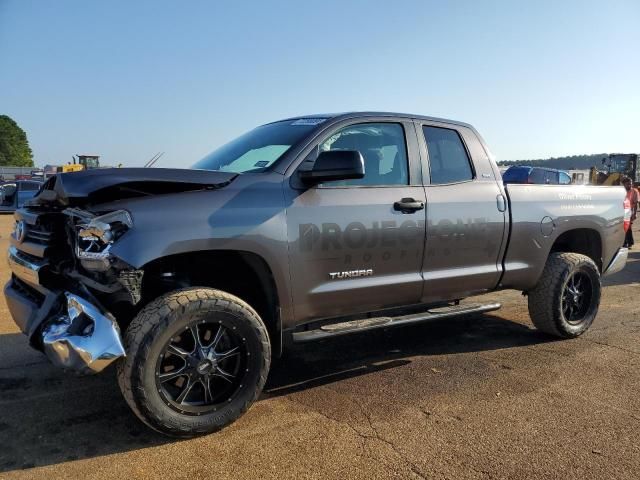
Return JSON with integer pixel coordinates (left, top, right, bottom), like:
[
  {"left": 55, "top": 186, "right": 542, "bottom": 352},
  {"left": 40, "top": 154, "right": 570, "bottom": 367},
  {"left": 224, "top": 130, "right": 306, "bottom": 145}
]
[
  {"left": 64, "top": 207, "right": 144, "bottom": 304},
  {"left": 5, "top": 206, "right": 143, "bottom": 375},
  {"left": 62, "top": 207, "right": 145, "bottom": 308},
  {"left": 5, "top": 168, "right": 238, "bottom": 375}
]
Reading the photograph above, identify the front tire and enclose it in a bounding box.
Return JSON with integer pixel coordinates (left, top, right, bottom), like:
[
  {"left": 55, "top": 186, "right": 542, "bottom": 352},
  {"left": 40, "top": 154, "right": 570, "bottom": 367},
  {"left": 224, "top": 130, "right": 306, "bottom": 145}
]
[
  {"left": 528, "top": 252, "right": 601, "bottom": 338},
  {"left": 117, "top": 288, "right": 271, "bottom": 437}
]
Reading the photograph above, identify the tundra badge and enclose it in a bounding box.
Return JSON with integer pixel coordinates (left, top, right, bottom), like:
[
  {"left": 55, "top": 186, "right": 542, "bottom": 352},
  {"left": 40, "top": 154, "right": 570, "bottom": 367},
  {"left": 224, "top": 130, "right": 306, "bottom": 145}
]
[{"left": 329, "top": 269, "right": 373, "bottom": 280}]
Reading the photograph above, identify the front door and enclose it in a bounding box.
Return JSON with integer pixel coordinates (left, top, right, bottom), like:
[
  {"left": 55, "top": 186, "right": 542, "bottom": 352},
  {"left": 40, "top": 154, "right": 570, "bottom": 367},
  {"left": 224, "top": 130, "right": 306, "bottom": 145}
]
[{"left": 285, "top": 120, "right": 427, "bottom": 322}]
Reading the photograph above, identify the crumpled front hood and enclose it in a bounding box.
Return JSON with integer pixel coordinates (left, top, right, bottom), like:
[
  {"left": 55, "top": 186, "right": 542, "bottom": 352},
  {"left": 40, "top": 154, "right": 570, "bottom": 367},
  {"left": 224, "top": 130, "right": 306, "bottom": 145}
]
[{"left": 30, "top": 168, "right": 237, "bottom": 206}]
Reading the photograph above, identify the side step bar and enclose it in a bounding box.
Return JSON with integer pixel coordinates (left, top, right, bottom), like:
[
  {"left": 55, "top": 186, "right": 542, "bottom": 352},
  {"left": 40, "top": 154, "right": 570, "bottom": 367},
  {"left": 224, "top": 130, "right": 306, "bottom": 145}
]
[{"left": 291, "top": 302, "right": 502, "bottom": 343}]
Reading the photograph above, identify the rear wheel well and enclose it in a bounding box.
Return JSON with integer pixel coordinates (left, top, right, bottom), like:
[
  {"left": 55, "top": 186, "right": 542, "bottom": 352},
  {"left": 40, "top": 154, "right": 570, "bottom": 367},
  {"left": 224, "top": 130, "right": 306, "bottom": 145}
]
[
  {"left": 137, "top": 250, "right": 281, "bottom": 355},
  {"left": 550, "top": 229, "right": 602, "bottom": 271}
]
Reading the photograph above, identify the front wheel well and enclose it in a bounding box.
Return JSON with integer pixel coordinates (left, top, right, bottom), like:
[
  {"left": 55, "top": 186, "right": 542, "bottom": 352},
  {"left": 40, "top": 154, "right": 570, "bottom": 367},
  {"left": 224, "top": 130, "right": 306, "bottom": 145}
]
[
  {"left": 136, "top": 250, "right": 281, "bottom": 355},
  {"left": 549, "top": 229, "right": 603, "bottom": 272}
]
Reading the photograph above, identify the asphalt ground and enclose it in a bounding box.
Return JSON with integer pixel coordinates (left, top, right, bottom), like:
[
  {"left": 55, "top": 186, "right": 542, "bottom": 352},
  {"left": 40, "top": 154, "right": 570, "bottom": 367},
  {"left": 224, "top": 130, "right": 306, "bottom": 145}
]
[{"left": 0, "top": 214, "right": 638, "bottom": 479}]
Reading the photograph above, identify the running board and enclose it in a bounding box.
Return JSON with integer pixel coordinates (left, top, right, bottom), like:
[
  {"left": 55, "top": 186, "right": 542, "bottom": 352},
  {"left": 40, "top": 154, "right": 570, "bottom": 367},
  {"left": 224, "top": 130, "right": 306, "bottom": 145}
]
[{"left": 291, "top": 302, "right": 502, "bottom": 343}]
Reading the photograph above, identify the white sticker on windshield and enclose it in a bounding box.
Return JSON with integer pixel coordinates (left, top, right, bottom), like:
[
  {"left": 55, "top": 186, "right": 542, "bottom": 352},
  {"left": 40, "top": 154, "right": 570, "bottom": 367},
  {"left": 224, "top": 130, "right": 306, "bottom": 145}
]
[{"left": 291, "top": 118, "right": 327, "bottom": 126}]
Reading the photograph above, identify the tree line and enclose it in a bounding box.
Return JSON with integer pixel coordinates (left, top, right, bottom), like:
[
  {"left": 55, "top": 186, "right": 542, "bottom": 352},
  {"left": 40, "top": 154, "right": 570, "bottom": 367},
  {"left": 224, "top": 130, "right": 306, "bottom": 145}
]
[{"left": 498, "top": 154, "right": 609, "bottom": 170}]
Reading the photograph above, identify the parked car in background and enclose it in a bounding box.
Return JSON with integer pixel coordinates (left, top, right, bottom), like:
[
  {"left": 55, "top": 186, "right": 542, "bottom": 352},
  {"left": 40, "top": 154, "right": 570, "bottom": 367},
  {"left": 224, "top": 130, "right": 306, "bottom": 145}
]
[
  {"left": 502, "top": 166, "right": 572, "bottom": 185},
  {"left": 0, "top": 180, "right": 43, "bottom": 212}
]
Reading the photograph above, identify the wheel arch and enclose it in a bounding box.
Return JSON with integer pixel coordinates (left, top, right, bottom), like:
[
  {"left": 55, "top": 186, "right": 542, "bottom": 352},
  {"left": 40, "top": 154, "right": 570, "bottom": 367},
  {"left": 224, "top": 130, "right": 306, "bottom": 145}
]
[
  {"left": 138, "top": 249, "right": 283, "bottom": 356},
  {"left": 549, "top": 228, "right": 603, "bottom": 272},
  {"left": 501, "top": 225, "right": 606, "bottom": 292}
]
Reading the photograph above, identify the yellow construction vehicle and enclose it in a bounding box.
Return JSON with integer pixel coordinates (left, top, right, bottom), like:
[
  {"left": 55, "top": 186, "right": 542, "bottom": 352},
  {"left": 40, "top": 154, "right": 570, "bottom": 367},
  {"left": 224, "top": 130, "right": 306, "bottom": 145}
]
[
  {"left": 589, "top": 153, "right": 639, "bottom": 185},
  {"left": 57, "top": 155, "right": 101, "bottom": 173}
]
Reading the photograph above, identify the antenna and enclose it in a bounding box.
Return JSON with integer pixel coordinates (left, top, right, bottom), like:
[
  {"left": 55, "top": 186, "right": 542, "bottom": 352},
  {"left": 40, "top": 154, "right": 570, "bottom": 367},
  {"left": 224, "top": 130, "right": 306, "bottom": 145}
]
[{"left": 144, "top": 152, "right": 164, "bottom": 168}]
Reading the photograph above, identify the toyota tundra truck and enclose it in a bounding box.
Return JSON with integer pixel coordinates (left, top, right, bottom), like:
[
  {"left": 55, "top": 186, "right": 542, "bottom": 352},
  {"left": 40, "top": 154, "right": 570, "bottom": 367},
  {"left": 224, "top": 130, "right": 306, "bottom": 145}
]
[{"left": 4, "top": 112, "right": 629, "bottom": 436}]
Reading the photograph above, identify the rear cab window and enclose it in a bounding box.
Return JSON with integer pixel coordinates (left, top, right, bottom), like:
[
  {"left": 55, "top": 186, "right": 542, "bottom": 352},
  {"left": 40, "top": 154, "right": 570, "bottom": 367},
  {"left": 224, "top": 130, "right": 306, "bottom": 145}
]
[{"left": 422, "top": 126, "right": 474, "bottom": 184}]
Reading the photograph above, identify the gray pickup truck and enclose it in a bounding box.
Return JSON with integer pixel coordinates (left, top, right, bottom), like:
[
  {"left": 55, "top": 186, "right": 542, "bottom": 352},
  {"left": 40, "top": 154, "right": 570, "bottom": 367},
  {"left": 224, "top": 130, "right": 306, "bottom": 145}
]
[{"left": 5, "top": 112, "right": 628, "bottom": 436}]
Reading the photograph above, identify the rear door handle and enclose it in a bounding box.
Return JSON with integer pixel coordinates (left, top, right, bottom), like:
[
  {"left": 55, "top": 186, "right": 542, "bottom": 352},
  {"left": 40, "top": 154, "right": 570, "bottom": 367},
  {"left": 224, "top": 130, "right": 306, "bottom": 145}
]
[
  {"left": 394, "top": 198, "right": 425, "bottom": 213},
  {"left": 496, "top": 194, "right": 506, "bottom": 212}
]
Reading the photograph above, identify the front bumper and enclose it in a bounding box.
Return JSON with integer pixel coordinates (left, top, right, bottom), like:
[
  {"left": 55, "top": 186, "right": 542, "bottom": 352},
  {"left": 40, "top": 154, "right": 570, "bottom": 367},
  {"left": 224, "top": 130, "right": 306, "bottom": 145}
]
[
  {"left": 5, "top": 247, "right": 125, "bottom": 374},
  {"left": 603, "top": 247, "right": 628, "bottom": 277},
  {"left": 41, "top": 292, "right": 126, "bottom": 374}
]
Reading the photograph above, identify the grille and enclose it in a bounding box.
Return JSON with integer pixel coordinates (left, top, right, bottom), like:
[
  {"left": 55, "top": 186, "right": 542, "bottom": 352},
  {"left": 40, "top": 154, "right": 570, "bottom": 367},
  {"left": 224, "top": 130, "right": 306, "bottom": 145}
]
[
  {"left": 25, "top": 223, "right": 54, "bottom": 246},
  {"left": 17, "top": 211, "right": 69, "bottom": 262}
]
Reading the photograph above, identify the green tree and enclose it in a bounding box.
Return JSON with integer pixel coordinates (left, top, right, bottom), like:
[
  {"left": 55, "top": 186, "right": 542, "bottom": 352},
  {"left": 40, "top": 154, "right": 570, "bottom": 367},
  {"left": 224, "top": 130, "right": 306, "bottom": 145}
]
[
  {"left": 497, "top": 153, "right": 607, "bottom": 170},
  {"left": 0, "top": 115, "right": 34, "bottom": 167}
]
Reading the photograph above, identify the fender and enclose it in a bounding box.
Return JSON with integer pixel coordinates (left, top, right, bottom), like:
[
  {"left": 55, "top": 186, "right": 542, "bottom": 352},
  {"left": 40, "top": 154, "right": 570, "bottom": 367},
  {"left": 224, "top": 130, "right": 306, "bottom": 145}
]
[{"left": 107, "top": 173, "right": 295, "bottom": 326}]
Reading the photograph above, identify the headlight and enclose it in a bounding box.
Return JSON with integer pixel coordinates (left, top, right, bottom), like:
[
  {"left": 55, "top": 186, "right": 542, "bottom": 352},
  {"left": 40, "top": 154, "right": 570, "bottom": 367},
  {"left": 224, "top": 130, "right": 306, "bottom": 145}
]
[{"left": 68, "top": 209, "right": 133, "bottom": 270}]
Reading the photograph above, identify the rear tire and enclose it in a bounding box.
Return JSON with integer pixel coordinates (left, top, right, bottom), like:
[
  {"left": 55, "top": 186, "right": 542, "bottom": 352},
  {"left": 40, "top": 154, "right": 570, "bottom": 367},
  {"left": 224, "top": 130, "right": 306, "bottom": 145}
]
[
  {"left": 527, "top": 252, "right": 601, "bottom": 338},
  {"left": 117, "top": 288, "right": 271, "bottom": 437}
]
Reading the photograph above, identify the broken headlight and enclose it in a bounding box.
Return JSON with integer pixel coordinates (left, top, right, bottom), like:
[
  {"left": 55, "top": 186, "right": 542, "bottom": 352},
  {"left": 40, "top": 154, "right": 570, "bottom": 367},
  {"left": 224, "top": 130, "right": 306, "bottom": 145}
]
[{"left": 66, "top": 209, "right": 133, "bottom": 271}]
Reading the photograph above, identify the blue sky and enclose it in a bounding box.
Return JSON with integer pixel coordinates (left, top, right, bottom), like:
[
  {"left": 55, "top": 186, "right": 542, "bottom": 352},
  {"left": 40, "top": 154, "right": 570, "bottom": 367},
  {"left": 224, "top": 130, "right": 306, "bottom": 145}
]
[{"left": 1, "top": 0, "right": 638, "bottom": 168}]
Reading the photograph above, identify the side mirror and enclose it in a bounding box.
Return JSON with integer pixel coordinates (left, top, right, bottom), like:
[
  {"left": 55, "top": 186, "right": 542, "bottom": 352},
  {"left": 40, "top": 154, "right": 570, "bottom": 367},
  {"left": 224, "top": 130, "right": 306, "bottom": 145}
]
[{"left": 299, "top": 150, "right": 365, "bottom": 184}]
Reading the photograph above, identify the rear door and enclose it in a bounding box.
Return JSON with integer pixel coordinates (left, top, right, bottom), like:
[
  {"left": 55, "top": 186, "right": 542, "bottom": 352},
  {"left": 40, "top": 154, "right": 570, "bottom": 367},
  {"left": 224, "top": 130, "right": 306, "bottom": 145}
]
[
  {"left": 417, "top": 121, "right": 507, "bottom": 302},
  {"left": 284, "top": 119, "right": 427, "bottom": 322}
]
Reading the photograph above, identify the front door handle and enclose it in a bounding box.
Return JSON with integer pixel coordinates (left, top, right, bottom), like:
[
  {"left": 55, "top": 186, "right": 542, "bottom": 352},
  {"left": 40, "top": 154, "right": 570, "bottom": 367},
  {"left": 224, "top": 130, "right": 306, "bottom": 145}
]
[{"left": 394, "top": 198, "right": 425, "bottom": 213}]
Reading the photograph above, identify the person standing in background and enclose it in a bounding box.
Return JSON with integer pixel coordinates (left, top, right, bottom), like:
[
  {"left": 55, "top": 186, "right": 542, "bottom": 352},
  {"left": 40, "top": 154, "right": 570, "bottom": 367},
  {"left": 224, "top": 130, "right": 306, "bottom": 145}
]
[{"left": 622, "top": 176, "right": 638, "bottom": 248}]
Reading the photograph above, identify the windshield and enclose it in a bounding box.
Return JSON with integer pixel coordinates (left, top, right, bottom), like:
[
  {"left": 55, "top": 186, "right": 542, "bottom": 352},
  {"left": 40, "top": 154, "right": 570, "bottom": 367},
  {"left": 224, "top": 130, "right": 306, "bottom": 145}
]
[
  {"left": 609, "top": 155, "right": 633, "bottom": 174},
  {"left": 192, "top": 119, "right": 325, "bottom": 173}
]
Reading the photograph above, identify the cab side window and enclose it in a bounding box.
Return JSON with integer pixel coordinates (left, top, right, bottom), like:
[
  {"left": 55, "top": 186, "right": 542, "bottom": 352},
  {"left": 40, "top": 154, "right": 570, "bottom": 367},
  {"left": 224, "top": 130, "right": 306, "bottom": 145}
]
[
  {"left": 318, "top": 123, "right": 409, "bottom": 187},
  {"left": 545, "top": 170, "right": 559, "bottom": 184},
  {"left": 559, "top": 172, "right": 571, "bottom": 184},
  {"left": 529, "top": 168, "right": 546, "bottom": 184},
  {"left": 423, "top": 126, "right": 473, "bottom": 184}
]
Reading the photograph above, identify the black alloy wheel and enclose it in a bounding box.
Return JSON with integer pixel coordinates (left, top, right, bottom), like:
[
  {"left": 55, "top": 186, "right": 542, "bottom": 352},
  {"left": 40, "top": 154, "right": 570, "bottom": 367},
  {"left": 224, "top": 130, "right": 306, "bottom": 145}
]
[
  {"left": 528, "top": 252, "right": 601, "bottom": 338},
  {"left": 117, "top": 288, "right": 271, "bottom": 437},
  {"left": 561, "top": 271, "right": 594, "bottom": 325},
  {"left": 156, "top": 320, "right": 247, "bottom": 414}
]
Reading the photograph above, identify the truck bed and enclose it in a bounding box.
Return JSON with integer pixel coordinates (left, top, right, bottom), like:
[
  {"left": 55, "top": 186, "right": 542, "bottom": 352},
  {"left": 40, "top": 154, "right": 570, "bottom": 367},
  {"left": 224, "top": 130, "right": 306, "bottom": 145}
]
[{"left": 501, "top": 183, "right": 626, "bottom": 290}]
